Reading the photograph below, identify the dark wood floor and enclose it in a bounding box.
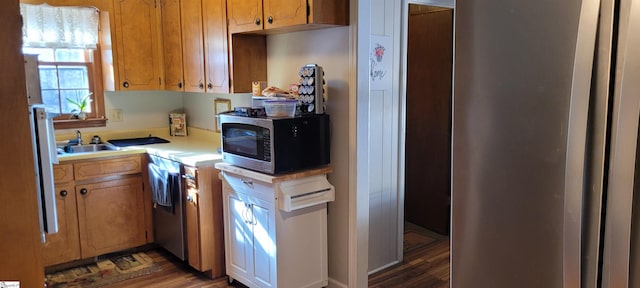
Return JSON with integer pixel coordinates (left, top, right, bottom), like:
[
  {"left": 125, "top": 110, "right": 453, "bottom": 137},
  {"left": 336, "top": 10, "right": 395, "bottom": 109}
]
[
  {"left": 98, "top": 223, "right": 450, "bottom": 287},
  {"left": 368, "top": 222, "right": 450, "bottom": 288},
  {"left": 99, "top": 249, "right": 244, "bottom": 288}
]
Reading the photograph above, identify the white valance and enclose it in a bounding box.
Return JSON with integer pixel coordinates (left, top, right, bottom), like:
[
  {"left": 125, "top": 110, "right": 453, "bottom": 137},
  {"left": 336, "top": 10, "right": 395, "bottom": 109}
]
[{"left": 20, "top": 4, "right": 99, "bottom": 49}]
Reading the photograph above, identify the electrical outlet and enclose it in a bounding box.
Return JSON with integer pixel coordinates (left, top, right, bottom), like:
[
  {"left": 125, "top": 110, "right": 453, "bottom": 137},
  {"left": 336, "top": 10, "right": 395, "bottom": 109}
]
[{"left": 110, "top": 109, "right": 123, "bottom": 122}]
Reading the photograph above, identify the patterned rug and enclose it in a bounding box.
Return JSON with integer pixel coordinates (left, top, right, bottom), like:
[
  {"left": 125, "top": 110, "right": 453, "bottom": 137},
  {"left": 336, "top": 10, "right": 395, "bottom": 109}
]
[{"left": 45, "top": 252, "right": 161, "bottom": 288}]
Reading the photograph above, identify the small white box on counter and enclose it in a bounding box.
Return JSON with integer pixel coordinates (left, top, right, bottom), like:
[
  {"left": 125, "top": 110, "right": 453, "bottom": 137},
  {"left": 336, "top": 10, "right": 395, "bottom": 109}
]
[{"left": 169, "top": 113, "right": 187, "bottom": 136}]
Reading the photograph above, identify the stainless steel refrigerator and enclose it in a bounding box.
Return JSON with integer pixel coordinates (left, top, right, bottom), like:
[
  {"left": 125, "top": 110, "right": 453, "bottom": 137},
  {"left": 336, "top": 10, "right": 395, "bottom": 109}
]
[{"left": 452, "top": 0, "right": 640, "bottom": 287}]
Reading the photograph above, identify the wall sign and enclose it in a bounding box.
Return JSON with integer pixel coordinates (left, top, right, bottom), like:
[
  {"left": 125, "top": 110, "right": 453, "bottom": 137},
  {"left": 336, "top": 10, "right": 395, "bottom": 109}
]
[
  {"left": 370, "top": 35, "right": 392, "bottom": 90},
  {"left": 214, "top": 98, "right": 231, "bottom": 132}
]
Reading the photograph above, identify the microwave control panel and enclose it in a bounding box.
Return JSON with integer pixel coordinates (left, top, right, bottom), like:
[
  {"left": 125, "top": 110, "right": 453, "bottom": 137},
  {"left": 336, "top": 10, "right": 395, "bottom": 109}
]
[{"left": 297, "top": 64, "right": 325, "bottom": 114}]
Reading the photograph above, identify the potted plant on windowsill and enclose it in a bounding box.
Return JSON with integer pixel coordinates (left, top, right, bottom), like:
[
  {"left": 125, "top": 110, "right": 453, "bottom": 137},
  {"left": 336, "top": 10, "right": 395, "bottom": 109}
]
[{"left": 66, "top": 93, "right": 92, "bottom": 120}]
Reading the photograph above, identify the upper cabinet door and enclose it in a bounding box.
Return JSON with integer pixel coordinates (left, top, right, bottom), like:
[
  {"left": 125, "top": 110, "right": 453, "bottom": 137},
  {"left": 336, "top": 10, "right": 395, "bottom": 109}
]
[
  {"left": 262, "top": 0, "right": 306, "bottom": 30},
  {"left": 181, "top": 0, "right": 206, "bottom": 92},
  {"left": 203, "top": 0, "right": 229, "bottom": 93},
  {"left": 161, "top": 0, "right": 185, "bottom": 91},
  {"left": 227, "top": 0, "right": 263, "bottom": 34},
  {"left": 113, "top": 0, "right": 163, "bottom": 90}
]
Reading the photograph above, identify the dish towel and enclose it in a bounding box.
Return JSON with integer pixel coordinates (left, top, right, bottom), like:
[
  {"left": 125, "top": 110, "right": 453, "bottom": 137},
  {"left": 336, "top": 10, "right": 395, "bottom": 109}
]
[{"left": 148, "top": 163, "right": 173, "bottom": 207}]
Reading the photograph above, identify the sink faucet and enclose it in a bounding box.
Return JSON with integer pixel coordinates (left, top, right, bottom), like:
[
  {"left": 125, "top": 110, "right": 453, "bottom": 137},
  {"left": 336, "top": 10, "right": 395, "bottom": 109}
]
[{"left": 76, "top": 130, "right": 83, "bottom": 145}]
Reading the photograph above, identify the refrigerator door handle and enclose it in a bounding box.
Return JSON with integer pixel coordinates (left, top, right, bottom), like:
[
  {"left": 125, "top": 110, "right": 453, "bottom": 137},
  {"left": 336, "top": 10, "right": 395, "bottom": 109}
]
[
  {"left": 601, "top": 0, "right": 640, "bottom": 286},
  {"left": 563, "top": 0, "right": 601, "bottom": 287}
]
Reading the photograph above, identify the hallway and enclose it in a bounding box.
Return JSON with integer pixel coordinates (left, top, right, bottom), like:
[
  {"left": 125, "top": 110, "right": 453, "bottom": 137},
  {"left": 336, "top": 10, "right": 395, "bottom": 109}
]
[{"left": 368, "top": 223, "right": 450, "bottom": 287}]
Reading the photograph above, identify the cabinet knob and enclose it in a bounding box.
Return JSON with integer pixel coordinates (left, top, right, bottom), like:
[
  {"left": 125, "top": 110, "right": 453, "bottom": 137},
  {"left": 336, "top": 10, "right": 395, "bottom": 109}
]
[
  {"left": 255, "top": 18, "right": 261, "bottom": 26},
  {"left": 80, "top": 188, "right": 88, "bottom": 195},
  {"left": 267, "top": 16, "right": 273, "bottom": 24},
  {"left": 199, "top": 83, "right": 204, "bottom": 89},
  {"left": 207, "top": 83, "right": 213, "bottom": 89},
  {"left": 178, "top": 82, "right": 183, "bottom": 89},
  {"left": 60, "top": 190, "right": 68, "bottom": 197},
  {"left": 123, "top": 81, "right": 129, "bottom": 88}
]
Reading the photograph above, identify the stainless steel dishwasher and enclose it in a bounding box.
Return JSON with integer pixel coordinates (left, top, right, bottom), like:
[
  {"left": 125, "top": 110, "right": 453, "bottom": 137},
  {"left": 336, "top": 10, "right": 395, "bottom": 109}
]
[{"left": 148, "top": 154, "right": 185, "bottom": 260}]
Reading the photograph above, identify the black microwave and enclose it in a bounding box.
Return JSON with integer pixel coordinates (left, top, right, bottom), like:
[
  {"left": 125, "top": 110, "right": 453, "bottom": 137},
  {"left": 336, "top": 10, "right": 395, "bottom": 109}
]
[{"left": 219, "top": 114, "right": 330, "bottom": 174}]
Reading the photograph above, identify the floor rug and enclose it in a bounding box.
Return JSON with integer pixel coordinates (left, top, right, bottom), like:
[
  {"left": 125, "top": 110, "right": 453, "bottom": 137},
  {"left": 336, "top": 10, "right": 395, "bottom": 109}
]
[{"left": 45, "top": 252, "right": 161, "bottom": 288}]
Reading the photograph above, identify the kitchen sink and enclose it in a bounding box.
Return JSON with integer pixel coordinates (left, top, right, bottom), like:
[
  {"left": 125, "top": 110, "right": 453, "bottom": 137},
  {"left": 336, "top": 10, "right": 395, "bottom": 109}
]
[{"left": 59, "top": 143, "right": 120, "bottom": 154}]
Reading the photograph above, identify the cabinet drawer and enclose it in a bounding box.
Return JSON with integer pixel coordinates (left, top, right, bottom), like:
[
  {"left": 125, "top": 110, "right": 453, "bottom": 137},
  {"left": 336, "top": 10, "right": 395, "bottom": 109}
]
[
  {"left": 222, "top": 172, "right": 273, "bottom": 200},
  {"left": 74, "top": 156, "right": 142, "bottom": 181},
  {"left": 53, "top": 164, "right": 74, "bottom": 183}
]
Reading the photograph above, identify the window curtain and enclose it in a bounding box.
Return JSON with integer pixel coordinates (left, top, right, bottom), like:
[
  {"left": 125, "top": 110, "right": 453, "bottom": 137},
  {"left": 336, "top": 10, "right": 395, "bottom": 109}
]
[{"left": 20, "top": 4, "right": 98, "bottom": 49}]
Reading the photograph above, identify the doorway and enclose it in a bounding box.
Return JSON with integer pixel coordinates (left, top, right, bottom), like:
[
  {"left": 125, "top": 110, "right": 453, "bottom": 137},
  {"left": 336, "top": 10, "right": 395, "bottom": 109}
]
[
  {"left": 404, "top": 4, "right": 453, "bottom": 237},
  {"left": 363, "top": 0, "right": 454, "bottom": 285},
  {"left": 369, "top": 1, "right": 455, "bottom": 285}
]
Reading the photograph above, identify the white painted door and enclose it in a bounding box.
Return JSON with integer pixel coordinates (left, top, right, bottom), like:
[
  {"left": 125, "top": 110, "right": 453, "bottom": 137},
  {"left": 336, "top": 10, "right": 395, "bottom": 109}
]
[
  {"left": 251, "top": 201, "right": 275, "bottom": 288},
  {"left": 226, "top": 193, "right": 253, "bottom": 279}
]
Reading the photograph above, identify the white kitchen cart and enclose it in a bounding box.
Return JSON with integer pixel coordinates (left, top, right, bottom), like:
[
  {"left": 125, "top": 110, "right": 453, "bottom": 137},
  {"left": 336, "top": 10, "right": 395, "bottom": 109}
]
[{"left": 216, "top": 163, "right": 334, "bottom": 288}]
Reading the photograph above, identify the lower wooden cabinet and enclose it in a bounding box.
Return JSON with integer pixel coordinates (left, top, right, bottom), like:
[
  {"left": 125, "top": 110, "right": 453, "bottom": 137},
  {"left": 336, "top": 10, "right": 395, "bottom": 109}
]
[
  {"left": 42, "top": 183, "right": 80, "bottom": 266},
  {"left": 183, "top": 165, "right": 225, "bottom": 278},
  {"left": 76, "top": 177, "right": 146, "bottom": 258},
  {"left": 44, "top": 155, "right": 149, "bottom": 267},
  {"left": 185, "top": 187, "right": 202, "bottom": 267}
]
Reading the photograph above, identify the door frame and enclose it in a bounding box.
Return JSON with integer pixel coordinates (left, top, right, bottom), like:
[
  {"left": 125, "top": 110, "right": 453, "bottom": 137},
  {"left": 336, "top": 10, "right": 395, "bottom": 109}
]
[{"left": 398, "top": 0, "right": 455, "bottom": 259}]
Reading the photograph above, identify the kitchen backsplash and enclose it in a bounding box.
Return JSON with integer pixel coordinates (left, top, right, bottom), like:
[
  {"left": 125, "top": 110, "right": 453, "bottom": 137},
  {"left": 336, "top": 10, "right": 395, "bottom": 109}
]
[
  {"left": 183, "top": 92, "right": 251, "bottom": 131},
  {"left": 55, "top": 90, "right": 251, "bottom": 136}
]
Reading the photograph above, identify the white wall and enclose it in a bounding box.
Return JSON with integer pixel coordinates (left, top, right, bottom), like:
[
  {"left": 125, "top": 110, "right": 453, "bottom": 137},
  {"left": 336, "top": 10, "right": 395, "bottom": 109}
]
[
  {"left": 367, "top": 0, "right": 403, "bottom": 273},
  {"left": 182, "top": 92, "right": 251, "bottom": 131},
  {"left": 105, "top": 90, "right": 184, "bottom": 130},
  {"left": 56, "top": 89, "right": 253, "bottom": 136},
  {"left": 56, "top": 90, "right": 184, "bottom": 135},
  {"left": 266, "top": 27, "right": 351, "bottom": 287}
]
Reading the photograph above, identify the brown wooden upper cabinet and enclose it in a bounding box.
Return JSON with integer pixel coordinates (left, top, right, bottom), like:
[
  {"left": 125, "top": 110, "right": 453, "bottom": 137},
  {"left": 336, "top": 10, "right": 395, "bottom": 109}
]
[
  {"left": 227, "top": 0, "right": 349, "bottom": 34},
  {"left": 226, "top": 0, "right": 347, "bottom": 93},
  {"left": 162, "top": 0, "right": 229, "bottom": 93},
  {"left": 20, "top": 0, "right": 164, "bottom": 91},
  {"left": 111, "top": 0, "right": 164, "bottom": 90}
]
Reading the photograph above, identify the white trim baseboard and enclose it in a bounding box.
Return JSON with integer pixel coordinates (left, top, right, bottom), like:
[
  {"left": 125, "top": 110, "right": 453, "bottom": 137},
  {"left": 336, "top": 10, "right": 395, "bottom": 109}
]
[{"left": 328, "top": 277, "right": 349, "bottom": 288}]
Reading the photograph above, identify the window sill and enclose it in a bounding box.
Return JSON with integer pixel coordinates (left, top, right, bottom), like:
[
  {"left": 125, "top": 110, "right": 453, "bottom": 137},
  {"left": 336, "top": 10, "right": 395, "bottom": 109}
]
[{"left": 54, "top": 118, "right": 107, "bottom": 130}]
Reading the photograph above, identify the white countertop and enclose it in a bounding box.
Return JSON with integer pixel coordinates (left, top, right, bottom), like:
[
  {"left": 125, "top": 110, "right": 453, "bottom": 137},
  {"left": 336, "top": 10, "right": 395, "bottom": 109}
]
[
  {"left": 144, "top": 136, "right": 223, "bottom": 167},
  {"left": 57, "top": 128, "right": 223, "bottom": 167}
]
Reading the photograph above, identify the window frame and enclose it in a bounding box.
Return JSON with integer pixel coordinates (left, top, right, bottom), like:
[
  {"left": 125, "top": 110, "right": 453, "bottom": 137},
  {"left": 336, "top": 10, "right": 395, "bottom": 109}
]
[
  {"left": 19, "top": 1, "right": 108, "bottom": 129},
  {"left": 50, "top": 46, "right": 106, "bottom": 129},
  {"left": 39, "top": 57, "right": 95, "bottom": 118}
]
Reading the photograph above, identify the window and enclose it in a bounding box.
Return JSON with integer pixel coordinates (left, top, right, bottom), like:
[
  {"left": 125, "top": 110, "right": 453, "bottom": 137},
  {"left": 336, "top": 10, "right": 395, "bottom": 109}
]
[
  {"left": 23, "top": 47, "right": 94, "bottom": 115},
  {"left": 20, "top": 3, "right": 106, "bottom": 129}
]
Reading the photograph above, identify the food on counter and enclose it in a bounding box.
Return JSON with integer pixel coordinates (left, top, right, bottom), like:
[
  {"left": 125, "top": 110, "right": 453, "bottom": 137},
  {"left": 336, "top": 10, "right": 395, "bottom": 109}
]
[
  {"left": 262, "top": 86, "right": 290, "bottom": 97},
  {"left": 252, "top": 81, "right": 267, "bottom": 96}
]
